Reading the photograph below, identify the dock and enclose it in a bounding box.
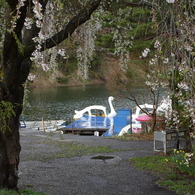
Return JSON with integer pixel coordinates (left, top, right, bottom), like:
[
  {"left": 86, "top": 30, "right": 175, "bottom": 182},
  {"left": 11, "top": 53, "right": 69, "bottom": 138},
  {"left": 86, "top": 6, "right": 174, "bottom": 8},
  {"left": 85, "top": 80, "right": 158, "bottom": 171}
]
[
  {"left": 60, "top": 127, "right": 109, "bottom": 135},
  {"left": 61, "top": 109, "right": 131, "bottom": 136},
  {"left": 61, "top": 116, "right": 112, "bottom": 135}
]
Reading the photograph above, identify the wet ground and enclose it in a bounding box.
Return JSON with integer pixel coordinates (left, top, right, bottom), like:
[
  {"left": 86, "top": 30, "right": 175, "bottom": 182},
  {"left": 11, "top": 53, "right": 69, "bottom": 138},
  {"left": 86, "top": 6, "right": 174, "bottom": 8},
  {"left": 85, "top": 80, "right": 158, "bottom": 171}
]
[{"left": 18, "top": 128, "right": 178, "bottom": 195}]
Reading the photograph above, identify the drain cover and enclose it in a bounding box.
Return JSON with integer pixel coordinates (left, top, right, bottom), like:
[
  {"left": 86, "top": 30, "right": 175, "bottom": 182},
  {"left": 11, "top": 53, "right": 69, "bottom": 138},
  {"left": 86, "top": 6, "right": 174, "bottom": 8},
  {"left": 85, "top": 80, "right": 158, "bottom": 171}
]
[{"left": 91, "top": 155, "right": 114, "bottom": 160}]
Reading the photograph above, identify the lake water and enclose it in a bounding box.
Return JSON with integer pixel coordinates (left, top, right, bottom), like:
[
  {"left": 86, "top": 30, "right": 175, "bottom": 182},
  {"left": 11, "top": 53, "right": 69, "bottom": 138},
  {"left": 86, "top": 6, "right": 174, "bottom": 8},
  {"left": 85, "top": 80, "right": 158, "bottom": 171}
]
[{"left": 23, "top": 84, "right": 154, "bottom": 122}]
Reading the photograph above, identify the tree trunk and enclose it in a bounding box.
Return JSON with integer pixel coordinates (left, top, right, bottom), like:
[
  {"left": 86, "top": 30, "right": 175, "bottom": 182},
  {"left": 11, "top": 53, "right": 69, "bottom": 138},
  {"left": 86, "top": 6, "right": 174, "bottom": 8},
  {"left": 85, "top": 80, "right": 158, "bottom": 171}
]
[
  {"left": 0, "top": 0, "right": 102, "bottom": 190},
  {"left": 1, "top": 23, "right": 33, "bottom": 189},
  {"left": 0, "top": 118, "right": 21, "bottom": 189},
  {"left": 184, "top": 128, "right": 193, "bottom": 152},
  {"left": 0, "top": 83, "right": 23, "bottom": 189}
]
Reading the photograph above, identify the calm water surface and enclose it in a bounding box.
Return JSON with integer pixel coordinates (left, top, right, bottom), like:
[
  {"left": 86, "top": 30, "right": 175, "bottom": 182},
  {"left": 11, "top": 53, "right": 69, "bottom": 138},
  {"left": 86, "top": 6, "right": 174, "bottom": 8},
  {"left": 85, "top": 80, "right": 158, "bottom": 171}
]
[{"left": 23, "top": 84, "right": 153, "bottom": 121}]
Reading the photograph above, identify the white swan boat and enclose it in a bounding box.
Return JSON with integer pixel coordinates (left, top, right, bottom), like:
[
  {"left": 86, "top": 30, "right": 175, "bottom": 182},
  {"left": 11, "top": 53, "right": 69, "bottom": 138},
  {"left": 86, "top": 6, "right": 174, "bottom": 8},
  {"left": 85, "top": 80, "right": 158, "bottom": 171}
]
[
  {"left": 118, "top": 103, "right": 154, "bottom": 136},
  {"left": 73, "top": 96, "right": 117, "bottom": 120},
  {"left": 119, "top": 100, "right": 171, "bottom": 136},
  {"left": 63, "top": 97, "right": 171, "bottom": 136},
  {"left": 72, "top": 99, "right": 154, "bottom": 136}
]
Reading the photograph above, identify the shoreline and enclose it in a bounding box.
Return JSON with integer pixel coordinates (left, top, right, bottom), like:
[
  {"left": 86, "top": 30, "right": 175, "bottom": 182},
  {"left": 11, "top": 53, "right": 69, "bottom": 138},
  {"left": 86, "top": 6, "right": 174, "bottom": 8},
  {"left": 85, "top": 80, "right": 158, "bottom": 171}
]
[{"left": 28, "top": 78, "right": 107, "bottom": 88}]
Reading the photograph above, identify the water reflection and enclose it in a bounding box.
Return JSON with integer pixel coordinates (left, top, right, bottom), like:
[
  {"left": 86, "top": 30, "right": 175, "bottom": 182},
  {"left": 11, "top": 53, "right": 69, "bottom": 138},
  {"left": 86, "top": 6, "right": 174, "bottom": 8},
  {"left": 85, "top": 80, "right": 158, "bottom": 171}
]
[{"left": 23, "top": 84, "right": 157, "bottom": 121}]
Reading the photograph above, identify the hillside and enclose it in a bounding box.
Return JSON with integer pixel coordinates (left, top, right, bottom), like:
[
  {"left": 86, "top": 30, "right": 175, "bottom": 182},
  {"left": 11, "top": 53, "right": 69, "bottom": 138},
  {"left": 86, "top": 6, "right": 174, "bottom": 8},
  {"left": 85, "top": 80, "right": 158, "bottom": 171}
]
[
  {"left": 28, "top": 54, "right": 146, "bottom": 89},
  {"left": 27, "top": 4, "right": 152, "bottom": 88}
]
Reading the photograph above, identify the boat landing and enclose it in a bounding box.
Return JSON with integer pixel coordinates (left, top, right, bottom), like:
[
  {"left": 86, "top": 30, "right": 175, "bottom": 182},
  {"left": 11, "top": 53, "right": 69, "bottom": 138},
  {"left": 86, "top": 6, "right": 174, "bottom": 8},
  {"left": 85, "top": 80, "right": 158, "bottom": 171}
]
[{"left": 61, "top": 116, "right": 112, "bottom": 135}]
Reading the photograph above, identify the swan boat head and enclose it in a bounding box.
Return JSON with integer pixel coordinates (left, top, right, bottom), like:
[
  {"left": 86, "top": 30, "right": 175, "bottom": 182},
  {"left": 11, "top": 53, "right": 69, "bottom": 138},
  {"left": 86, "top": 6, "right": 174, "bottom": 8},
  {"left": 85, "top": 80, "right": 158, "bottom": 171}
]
[
  {"left": 107, "top": 96, "right": 117, "bottom": 118},
  {"left": 73, "top": 96, "right": 117, "bottom": 119}
]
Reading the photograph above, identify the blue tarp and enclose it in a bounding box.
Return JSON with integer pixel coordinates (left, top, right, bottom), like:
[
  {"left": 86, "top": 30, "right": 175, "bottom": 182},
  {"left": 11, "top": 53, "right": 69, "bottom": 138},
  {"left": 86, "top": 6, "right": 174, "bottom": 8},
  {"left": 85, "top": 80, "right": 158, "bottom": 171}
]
[
  {"left": 102, "top": 109, "right": 131, "bottom": 137},
  {"left": 65, "top": 109, "right": 132, "bottom": 137},
  {"left": 65, "top": 116, "right": 112, "bottom": 130}
]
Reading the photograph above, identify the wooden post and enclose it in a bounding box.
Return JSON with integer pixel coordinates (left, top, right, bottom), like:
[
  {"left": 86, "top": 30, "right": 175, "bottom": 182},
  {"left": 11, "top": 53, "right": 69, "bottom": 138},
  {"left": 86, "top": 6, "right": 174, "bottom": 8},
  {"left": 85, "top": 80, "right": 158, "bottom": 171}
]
[{"left": 42, "top": 118, "right": 45, "bottom": 131}]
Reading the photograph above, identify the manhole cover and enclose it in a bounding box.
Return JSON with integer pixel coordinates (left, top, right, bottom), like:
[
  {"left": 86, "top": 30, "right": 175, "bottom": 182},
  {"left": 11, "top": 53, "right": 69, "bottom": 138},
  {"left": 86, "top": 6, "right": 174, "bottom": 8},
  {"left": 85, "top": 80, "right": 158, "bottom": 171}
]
[{"left": 91, "top": 155, "right": 114, "bottom": 160}]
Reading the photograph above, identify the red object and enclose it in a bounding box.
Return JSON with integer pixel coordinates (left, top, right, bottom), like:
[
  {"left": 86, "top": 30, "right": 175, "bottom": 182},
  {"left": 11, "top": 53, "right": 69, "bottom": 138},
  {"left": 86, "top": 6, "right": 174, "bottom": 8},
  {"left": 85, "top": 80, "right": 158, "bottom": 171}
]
[
  {"left": 136, "top": 115, "right": 162, "bottom": 122},
  {"left": 136, "top": 115, "right": 152, "bottom": 122}
]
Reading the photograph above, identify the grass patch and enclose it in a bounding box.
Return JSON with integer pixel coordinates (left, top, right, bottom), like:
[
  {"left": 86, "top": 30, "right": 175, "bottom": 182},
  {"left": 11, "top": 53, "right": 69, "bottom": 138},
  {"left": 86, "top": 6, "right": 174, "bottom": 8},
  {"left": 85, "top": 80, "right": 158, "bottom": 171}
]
[
  {"left": 110, "top": 132, "right": 153, "bottom": 141},
  {"left": 52, "top": 142, "right": 117, "bottom": 158},
  {"left": 130, "top": 155, "right": 195, "bottom": 195},
  {"left": 21, "top": 136, "right": 134, "bottom": 162},
  {"left": 23, "top": 139, "right": 130, "bottom": 162},
  {"left": 0, "top": 189, "right": 49, "bottom": 195}
]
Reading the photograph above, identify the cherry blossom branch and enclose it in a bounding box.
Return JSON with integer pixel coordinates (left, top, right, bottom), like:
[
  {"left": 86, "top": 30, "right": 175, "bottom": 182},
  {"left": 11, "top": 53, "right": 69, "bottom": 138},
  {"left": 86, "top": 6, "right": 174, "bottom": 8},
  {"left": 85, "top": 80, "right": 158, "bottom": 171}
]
[
  {"left": 40, "top": 0, "right": 102, "bottom": 51},
  {"left": 122, "top": 0, "right": 158, "bottom": 9}
]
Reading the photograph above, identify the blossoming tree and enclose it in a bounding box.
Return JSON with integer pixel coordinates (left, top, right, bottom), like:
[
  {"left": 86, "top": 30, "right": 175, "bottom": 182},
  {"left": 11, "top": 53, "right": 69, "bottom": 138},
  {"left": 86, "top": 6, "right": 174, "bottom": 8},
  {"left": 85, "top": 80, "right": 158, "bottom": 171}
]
[
  {"left": 0, "top": 0, "right": 102, "bottom": 190},
  {"left": 148, "top": 0, "right": 195, "bottom": 151},
  {"left": 103, "top": 0, "right": 194, "bottom": 131},
  {"left": 122, "top": 0, "right": 194, "bottom": 149}
]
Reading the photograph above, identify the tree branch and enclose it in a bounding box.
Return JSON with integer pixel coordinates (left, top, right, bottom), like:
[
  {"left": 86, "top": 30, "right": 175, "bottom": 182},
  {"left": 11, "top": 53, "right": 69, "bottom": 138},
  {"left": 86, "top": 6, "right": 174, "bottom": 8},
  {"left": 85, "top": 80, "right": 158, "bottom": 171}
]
[
  {"left": 41, "top": 0, "right": 102, "bottom": 51},
  {"left": 122, "top": 0, "right": 157, "bottom": 9}
]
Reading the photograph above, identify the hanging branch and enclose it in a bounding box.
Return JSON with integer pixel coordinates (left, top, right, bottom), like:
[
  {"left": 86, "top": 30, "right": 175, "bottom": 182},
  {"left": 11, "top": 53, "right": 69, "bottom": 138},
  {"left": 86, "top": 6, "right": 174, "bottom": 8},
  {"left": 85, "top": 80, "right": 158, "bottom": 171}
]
[
  {"left": 122, "top": 0, "right": 158, "bottom": 9},
  {"left": 40, "top": 0, "right": 102, "bottom": 51}
]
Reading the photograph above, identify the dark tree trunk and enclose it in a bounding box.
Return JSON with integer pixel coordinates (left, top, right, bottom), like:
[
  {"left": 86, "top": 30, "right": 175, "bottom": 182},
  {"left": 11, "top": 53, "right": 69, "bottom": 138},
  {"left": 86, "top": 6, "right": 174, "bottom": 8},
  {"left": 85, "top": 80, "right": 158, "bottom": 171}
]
[
  {"left": 0, "top": 54, "right": 29, "bottom": 189},
  {"left": 185, "top": 129, "right": 193, "bottom": 152},
  {"left": 0, "top": 0, "right": 102, "bottom": 190},
  {"left": 0, "top": 117, "right": 21, "bottom": 189},
  {"left": 0, "top": 82, "right": 23, "bottom": 189}
]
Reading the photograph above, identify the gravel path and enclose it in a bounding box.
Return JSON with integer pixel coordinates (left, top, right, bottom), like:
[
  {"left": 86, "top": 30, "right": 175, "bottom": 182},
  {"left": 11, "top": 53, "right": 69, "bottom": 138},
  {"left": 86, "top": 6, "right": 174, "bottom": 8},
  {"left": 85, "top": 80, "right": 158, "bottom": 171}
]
[{"left": 18, "top": 128, "right": 177, "bottom": 195}]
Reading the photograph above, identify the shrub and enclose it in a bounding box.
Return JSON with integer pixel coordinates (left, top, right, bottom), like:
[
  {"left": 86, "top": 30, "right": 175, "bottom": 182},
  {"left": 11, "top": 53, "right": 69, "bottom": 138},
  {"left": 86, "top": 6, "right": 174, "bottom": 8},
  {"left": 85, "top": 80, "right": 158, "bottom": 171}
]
[
  {"left": 56, "top": 77, "right": 68, "bottom": 84},
  {"left": 170, "top": 149, "right": 195, "bottom": 176}
]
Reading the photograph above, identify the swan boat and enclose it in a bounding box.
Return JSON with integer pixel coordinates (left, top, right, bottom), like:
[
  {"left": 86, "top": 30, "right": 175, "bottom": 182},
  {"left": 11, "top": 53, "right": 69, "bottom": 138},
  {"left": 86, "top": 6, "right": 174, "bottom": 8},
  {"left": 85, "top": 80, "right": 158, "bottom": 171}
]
[
  {"left": 61, "top": 96, "right": 117, "bottom": 135},
  {"left": 118, "top": 104, "right": 153, "bottom": 135},
  {"left": 34, "top": 97, "right": 168, "bottom": 136},
  {"left": 73, "top": 96, "right": 117, "bottom": 120},
  {"left": 119, "top": 100, "right": 171, "bottom": 136},
  {"left": 68, "top": 100, "right": 156, "bottom": 136}
]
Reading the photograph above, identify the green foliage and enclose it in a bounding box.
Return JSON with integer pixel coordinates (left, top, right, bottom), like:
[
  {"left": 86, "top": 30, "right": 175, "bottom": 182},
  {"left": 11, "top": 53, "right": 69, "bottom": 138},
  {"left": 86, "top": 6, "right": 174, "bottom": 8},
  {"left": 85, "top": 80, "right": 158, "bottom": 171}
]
[
  {"left": 110, "top": 132, "right": 153, "bottom": 141},
  {"left": 0, "top": 101, "right": 15, "bottom": 132},
  {"left": 63, "top": 61, "right": 77, "bottom": 75},
  {"left": 95, "top": 34, "right": 113, "bottom": 49},
  {"left": 170, "top": 149, "right": 195, "bottom": 176},
  {"left": 56, "top": 77, "right": 68, "bottom": 84},
  {"left": 95, "top": 5, "right": 154, "bottom": 61},
  {"left": 12, "top": 31, "right": 24, "bottom": 55},
  {"left": 130, "top": 155, "right": 172, "bottom": 175},
  {"left": 130, "top": 155, "right": 195, "bottom": 195},
  {"left": 0, "top": 189, "right": 49, "bottom": 195}
]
